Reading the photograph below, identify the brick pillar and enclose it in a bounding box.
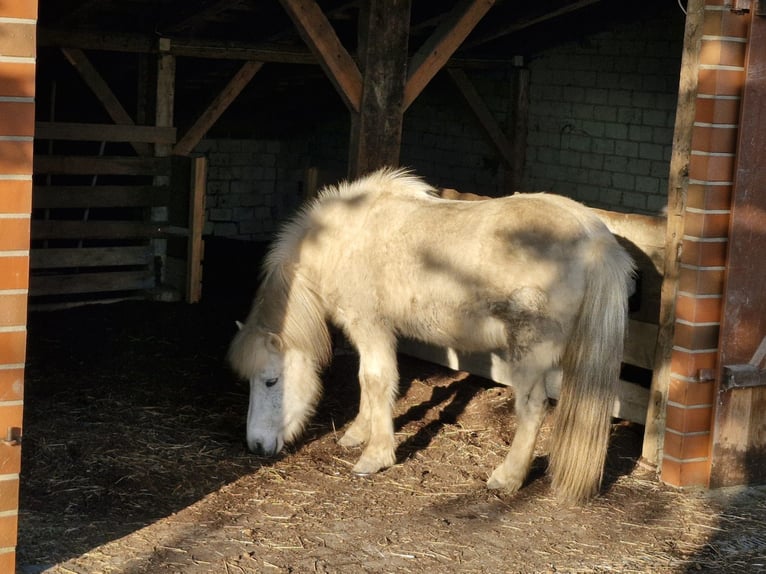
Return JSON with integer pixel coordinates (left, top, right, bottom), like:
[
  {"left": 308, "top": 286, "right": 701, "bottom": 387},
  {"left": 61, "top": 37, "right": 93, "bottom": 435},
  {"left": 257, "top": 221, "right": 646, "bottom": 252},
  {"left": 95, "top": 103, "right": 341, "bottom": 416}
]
[
  {"left": 660, "top": 1, "right": 749, "bottom": 487},
  {"left": 0, "top": 0, "right": 36, "bottom": 569}
]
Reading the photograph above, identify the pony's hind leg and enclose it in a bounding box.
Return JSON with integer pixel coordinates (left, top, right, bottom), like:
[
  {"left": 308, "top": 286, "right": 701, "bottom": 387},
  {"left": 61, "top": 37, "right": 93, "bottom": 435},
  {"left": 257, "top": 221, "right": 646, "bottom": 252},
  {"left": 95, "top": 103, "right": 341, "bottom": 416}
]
[
  {"left": 341, "top": 330, "right": 399, "bottom": 475},
  {"left": 487, "top": 348, "right": 554, "bottom": 493}
]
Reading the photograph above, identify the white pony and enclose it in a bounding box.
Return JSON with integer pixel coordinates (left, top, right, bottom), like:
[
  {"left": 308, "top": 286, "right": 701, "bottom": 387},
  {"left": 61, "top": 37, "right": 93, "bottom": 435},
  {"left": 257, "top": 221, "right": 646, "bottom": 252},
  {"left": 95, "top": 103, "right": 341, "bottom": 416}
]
[{"left": 228, "top": 168, "right": 634, "bottom": 503}]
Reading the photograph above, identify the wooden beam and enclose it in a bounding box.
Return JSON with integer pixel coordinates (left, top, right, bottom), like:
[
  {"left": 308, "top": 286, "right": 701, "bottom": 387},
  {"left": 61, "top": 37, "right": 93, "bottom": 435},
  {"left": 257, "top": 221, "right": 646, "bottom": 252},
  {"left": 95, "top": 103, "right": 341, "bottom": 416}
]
[
  {"left": 32, "top": 185, "right": 171, "bottom": 209},
  {"left": 348, "top": 0, "right": 411, "bottom": 177},
  {"left": 447, "top": 68, "right": 515, "bottom": 168},
  {"left": 39, "top": 28, "right": 317, "bottom": 63},
  {"left": 404, "top": 0, "right": 494, "bottom": 110},
  {"left": 465, "top": 0, "right": 602, "bottom": 49},
  {"left": 35, "top": 122, "right": 177, "bottom": 144},
  {"left": 34, "top": 155, "right": 172, "bottom": 177},
  {"left": 31, "top": 220, "right": 178, "bottom": 241},
  {"left": 279, "top": 0, "right": 362, "bottom": 112},
  {"left": 60, "top": 48, "right": 152, "bottom": 156},
  {"left": 30, "top": 270, "right": 155, "bottom": 297},
  {"left": 31, "top": 246, "right": 153, "bottom": 269},
  {"left": 641, "top": 0, "right": 705, "bottom": 467},
  {"left": 173, "top": 61, "right": 263, "bottom": 156},
  {"left": 163, "top": 0, "right": 235, "bottom": 35}
]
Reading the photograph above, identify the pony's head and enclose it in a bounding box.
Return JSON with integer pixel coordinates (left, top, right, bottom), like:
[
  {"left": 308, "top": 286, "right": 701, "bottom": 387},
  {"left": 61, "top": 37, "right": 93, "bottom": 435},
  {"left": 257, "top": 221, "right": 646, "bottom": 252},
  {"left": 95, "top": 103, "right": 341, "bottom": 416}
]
[{"left": 228, "top": 323, "right": 323, "bottom": 456}]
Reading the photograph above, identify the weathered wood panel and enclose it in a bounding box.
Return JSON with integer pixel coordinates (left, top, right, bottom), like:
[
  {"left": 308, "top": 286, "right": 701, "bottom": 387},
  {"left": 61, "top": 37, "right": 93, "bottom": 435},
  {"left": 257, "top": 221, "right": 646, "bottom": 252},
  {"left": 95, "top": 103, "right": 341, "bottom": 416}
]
[
  {"left": 35, "top": 122, "right": 177, "bottom": 144},
  {"left": 34, "top": 156, "right": 171, "bottom": 177},
  {"left": 33, "top": 185, "right": 170, "bottom": 208},
  {"left": 30, "top": 246, "right": 152, "bottom": 269},
  {"left": 710, "top": 12, "right": 766, "bottom": 488},
  {"left": 31, "top": 220, "right": 169, "bottom": 240},
  {"left": 30, "top": 270, "right": 154, "bottom": 296}
]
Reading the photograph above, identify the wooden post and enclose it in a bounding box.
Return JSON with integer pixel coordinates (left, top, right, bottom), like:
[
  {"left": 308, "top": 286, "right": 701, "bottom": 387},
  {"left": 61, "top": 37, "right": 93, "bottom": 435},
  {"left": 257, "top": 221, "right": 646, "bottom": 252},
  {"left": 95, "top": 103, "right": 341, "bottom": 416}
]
[
  {"left": 348, "top": 0, "right": 411, "bottom": 177},
  {"left": 641, "top": 0, "right": 704, "bottom": 467},
  {"left": 186, "top": 157, "right": 206, "bottom": 303},
  {"left": 710, "top": 10, "right": 766, "bottom": 487},
  {"left": 153, "top": 41, "right": 175, "bottom": 292},
  {"left": 507, "top": 63, "right": 529, "bottom": 191}
]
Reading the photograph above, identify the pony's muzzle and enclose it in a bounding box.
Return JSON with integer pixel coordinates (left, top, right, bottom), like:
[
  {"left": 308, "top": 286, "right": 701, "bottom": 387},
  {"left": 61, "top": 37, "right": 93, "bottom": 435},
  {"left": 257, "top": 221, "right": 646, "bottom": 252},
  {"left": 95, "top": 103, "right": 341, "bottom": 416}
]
[{"left": 246, "top": 435, "right": 282, "bottom": 457}]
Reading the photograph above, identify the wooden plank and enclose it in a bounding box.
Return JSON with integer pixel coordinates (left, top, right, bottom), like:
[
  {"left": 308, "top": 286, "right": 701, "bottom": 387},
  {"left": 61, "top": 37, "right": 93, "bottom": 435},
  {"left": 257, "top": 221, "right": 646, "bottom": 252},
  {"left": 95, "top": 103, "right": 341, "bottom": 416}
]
[
  {"left": 60, "top": 48, "right": 152, "bottom": 157},
  {"left": 173, "top": 61, "right": 263, "bottom": 157},
  {"left": 35, "top": 122, "right": 177, "bottom": 144},
  {"left": 186, "top": 157, "right": 207, "bottom": 303},
  {"left": 30, "top": 246, "right": 152, "bottom": 269},
  {"left": 710, "top": 10, "right": 766, "bottom": 487},
  {"left": 34, "top": 156, "right": 171, "bottom": 176},
  {"left": 398, "top": 339, "right": 649, "bottom": 425},
  {"left": 31, "top": 220, "right": 171, "bottom": 240},
  {"left": 348, "top": 0, "right": 411, "bottom": 177},
  {"left": 641, "top": 0, "right": 705, "bottom": 467},
  {"left": 447, "top": 68, "right": 515, "bottom": 168},
  {"left": 404, "top": 0, "right": 495, "bottom": 110},
  {"left": 30, "top": 270, "right": 155, "bottom": 296},
  {"left": 279, "top": 0, "right": 363, "bottom": 112},
  {"left": 33, "top": 185, "right": 171, "bottom": 209},
  {"left": 625, "top": 320, "right": 659, "bottom": 371}
]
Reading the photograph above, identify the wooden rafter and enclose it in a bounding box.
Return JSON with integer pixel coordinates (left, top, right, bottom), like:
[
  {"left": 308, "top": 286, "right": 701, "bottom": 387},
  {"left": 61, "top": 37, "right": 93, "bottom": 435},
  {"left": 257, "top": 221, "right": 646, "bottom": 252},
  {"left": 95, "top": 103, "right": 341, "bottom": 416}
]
[
  {"left": 464, "top": 0, "right": 602, "bottom": 49},
  {"left": 61, "top": 48, "right": 152, "bottom": 156},
  {"left": 173, "top": 60, "right": 264, "bottom": 156},
  {"left": 447, "top": 68, "right": 514, "bottom": 168},
  {"left": 404, "top": 0, "right": 494, "bottom": 110},
  {"left": 162, "top": 0, "right": 239, "bottom": 35},
  {"left": 278, "top": 0, "right": 362, "bottom": 113}
]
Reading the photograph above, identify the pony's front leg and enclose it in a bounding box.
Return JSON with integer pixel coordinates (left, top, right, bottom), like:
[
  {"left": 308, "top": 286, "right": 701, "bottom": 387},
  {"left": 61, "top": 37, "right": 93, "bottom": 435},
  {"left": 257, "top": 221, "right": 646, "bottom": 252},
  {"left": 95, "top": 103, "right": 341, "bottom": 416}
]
[
  {"left": 346, "top": 336, "right": 398, "bottom": 475},
  {"left": 487, "top": 353, "right": 552, "bottom": 493},
  {"left": 337, "top": 386, "right": 370, "bottom": 448}
]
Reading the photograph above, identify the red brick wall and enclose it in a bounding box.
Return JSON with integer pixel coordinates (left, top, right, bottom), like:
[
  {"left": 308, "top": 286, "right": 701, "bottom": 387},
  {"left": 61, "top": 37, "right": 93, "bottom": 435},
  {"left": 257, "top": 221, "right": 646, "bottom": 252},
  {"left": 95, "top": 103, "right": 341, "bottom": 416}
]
[
  {"left": 660, "top": 1, "right": 750, "bottom": 487},
  {"left": 0, "top": 0, "right": 37, "bottom": 570}
]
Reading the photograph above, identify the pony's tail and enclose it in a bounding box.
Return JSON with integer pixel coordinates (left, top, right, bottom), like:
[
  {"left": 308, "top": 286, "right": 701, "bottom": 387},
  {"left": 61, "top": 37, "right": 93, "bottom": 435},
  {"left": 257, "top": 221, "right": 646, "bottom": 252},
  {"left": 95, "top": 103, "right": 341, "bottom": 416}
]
[{"left": 548, "top": 234, "right": 634, "bottom": 503}]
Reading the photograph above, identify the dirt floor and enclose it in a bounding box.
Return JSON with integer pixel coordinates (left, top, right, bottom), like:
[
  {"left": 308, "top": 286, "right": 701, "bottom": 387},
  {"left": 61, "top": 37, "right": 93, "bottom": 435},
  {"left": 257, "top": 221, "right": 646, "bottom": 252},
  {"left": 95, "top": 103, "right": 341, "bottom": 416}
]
[{"left": 17, "top": 300, "right": 766, "bottom": 573}]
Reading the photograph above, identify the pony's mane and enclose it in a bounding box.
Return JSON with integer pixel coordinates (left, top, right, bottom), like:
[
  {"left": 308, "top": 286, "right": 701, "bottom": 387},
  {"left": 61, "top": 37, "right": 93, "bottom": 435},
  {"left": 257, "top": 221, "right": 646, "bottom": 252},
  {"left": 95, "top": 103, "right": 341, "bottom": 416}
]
[{"left": 321, "top": 167, "right": 436, "bottom": 201}]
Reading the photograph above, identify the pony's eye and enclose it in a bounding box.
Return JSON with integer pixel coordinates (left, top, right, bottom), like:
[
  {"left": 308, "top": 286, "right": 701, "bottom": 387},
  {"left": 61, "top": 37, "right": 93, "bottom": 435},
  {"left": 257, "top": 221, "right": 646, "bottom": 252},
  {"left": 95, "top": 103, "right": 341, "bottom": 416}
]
[{"left": 264, "top": 377, "right": 279, "bottom": 388}]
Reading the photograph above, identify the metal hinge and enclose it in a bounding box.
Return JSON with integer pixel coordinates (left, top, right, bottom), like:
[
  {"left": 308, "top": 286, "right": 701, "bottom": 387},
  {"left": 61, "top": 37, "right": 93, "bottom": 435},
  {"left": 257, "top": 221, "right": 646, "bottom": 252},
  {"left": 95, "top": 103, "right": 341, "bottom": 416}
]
[
  {"left": 2, "top": 427, "right": 21, "bottom": 446},
  {"left": 722, "top": 336, "right": 766, "bottom": 390}
]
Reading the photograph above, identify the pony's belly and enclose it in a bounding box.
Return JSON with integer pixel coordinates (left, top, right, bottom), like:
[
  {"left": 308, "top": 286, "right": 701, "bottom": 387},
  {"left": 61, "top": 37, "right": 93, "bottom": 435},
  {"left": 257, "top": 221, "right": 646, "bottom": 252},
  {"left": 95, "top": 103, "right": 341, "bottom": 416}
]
[{"left": 401, "top": 312, "right": 509, "bottom": 354}]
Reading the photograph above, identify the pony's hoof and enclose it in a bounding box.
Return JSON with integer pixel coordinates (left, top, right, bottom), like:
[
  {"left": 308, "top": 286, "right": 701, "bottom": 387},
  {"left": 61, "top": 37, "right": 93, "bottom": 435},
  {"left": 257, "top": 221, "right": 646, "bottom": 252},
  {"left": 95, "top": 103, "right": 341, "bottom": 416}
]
[
  {"left": 352, "top": 449, "right": 395, "bottom": 476},
  {"left": 338, "top": 432, "right": 365, "bottom": 448},
  {"left": 352, "top": 459, "right": 383, "bottom": 476},
  {"left": 487, "top": 469, "right": 523, "bottom": 492}
]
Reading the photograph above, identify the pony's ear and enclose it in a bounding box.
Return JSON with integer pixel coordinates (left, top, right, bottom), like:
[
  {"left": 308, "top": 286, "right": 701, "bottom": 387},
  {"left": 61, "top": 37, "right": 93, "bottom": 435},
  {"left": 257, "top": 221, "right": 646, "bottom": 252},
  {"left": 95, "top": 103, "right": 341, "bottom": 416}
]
[
  {"left": 266, "top": 332, "right": 283, "bottom": 352},
  {"left": 235, "top": 320, "right": 244, "bottom": 331}
]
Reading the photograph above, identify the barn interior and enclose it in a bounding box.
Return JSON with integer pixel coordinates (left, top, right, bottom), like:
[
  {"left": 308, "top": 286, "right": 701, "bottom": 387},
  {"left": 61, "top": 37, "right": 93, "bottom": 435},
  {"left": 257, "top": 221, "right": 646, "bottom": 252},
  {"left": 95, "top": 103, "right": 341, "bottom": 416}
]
[{"left": 28, "top": 0, "right": 763, "bottom": 571}]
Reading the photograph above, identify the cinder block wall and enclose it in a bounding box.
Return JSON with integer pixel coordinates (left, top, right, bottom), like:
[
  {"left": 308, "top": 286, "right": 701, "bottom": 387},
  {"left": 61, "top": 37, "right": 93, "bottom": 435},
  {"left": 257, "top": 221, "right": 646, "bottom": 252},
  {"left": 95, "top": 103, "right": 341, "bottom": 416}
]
[
  {"left": 202, "top": 11, "right": 685, "bottom": 240},
  {"left": 0, "top": 1, "right": 36, "bottom": 570},
  {"left": 524, "top": 10, "right": 684, "bottom": 214}
]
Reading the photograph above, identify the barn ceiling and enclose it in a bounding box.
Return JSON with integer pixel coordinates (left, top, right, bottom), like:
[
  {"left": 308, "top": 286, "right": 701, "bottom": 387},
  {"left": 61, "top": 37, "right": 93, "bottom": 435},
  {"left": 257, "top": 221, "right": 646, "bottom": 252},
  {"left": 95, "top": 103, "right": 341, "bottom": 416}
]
[{"left": 35, "top": 0, "right": 671, "bottom": 138}]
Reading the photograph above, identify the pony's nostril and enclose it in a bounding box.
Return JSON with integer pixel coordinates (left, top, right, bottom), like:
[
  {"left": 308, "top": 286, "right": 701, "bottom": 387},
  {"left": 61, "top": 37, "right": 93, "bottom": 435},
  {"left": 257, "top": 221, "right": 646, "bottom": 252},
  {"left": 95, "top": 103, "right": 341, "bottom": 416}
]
[{"left": 248, "top": 441, "right": 265, "bottom": 455}]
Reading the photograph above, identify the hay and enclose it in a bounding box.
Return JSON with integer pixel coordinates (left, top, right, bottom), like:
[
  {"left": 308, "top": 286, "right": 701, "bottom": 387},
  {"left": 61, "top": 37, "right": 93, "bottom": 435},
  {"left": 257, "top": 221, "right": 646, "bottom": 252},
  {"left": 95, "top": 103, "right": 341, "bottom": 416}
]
[{"left": 17, "top": 301, "right": 766, "bottom": 573}]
